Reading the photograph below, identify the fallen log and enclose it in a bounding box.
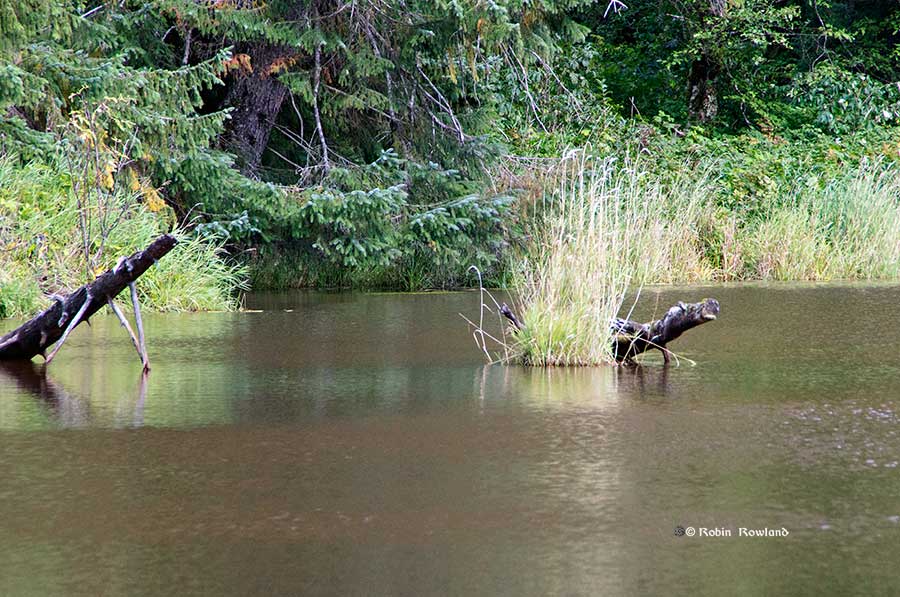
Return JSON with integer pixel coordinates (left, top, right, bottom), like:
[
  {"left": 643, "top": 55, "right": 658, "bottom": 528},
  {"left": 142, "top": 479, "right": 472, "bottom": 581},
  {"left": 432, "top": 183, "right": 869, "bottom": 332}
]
[
  {"left": 0, "top": 234, "right": 176, "bottom": 364},
  {"left": 610, "top": 298, "right": 720, "bottom": 363},
  {"left": 500, "top": 298, "right": 720, "bottom": 364}
]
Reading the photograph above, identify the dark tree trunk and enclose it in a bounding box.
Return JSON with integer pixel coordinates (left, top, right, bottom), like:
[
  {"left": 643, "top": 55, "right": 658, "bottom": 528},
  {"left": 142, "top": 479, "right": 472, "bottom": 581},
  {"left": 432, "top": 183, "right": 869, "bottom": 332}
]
[
  {"left": 687, "top": 0, "right": 726, "bottom": 122},
  {"left": 221, "top": 44, "right": 291, "bottom": 175},
  {"left": 688, "top": 55, "right": 720, "bottom": 122},
  {"left": 0, "top": 234, "right": 177, "bottom": 361}
]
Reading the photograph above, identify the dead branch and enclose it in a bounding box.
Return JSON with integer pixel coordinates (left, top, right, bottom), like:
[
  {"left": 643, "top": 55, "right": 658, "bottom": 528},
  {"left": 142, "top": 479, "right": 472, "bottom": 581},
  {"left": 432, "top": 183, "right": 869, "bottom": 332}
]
[{"left": 0, "top": 234, "right": 177, "bottom": 363}]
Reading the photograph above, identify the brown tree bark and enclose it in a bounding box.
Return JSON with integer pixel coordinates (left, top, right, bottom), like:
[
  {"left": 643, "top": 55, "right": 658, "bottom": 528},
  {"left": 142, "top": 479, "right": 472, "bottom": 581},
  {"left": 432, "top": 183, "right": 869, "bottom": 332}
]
[
  {"left": 688, "top": 56, "right": 720, "bottom": 122},
  {"left": 221, "top": 44, "right": 292, "bottom": 175},
  {"left": 0, "top": 234, "right": 177, "bottom": 362},
  {"left": 687, "top": 0, "right": 726, "bottom": 122}
]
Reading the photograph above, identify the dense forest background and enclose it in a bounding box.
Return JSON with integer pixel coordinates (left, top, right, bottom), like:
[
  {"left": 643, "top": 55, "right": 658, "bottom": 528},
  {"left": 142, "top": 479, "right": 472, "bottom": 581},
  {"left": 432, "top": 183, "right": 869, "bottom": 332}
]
[{"left": 4, "top": 0, "right": 900, "bottom": 316}]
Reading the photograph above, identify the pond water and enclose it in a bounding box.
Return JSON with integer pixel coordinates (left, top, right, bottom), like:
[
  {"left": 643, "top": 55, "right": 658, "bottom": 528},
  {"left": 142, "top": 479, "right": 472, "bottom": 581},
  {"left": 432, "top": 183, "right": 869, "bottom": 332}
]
[{"left": 1, "top": 285, "right": 899, "bottom": 595}]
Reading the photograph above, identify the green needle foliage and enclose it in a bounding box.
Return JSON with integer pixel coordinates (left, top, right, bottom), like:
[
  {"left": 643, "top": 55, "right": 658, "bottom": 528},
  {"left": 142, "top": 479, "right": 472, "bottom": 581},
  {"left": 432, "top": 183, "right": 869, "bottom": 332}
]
[{"left": 5, "top": 0, "right": 900, "bottom": 318}]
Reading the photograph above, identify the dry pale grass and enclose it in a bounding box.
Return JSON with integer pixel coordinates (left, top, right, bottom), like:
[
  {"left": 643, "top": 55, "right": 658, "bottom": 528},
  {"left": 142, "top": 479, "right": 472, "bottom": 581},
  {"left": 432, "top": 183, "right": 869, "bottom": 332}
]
[{"left": 508, "top": 151, "right": 714, "bottom": 366}]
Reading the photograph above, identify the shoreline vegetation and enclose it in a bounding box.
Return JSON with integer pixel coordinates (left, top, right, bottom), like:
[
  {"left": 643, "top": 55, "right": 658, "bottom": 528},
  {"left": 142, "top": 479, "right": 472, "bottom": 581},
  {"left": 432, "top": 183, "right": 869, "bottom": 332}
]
[
  {"left": 6, "top": 143, "right": 900, "bottom": 323},
  {"left": 526, "top": 150, "right": 900, "bottom": 286},
  {"left": 505, "top": 150, "right": 900, "bottom": 365},
  {"left": 0, "top": 160, "right": 246, "bottom": 319},
  {"left": 4, "top": 1, "right": 900, "bottom": 351}
]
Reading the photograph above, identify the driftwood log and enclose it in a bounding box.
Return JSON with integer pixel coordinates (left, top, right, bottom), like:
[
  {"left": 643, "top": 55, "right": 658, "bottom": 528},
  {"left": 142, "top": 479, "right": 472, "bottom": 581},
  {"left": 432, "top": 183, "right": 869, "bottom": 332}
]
[
  {"left": 610, "top": 298, "right": 720, "bottom": 363},
  {"left": 0, "top": 234, "right": 176, "bottom": 364},
  {"left": 501, "top": 298, "right": 720, "bottom": 364}
]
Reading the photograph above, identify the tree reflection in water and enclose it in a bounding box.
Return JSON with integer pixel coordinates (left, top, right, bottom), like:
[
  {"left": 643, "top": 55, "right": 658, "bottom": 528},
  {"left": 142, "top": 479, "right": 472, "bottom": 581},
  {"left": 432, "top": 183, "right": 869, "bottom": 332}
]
[{"left": 0, "top": 360, "right": 147, "bottom": 428}]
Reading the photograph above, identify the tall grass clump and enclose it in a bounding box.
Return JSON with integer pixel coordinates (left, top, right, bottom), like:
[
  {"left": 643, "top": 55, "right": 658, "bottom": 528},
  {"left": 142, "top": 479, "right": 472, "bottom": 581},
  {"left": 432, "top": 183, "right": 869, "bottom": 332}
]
[
  {"left": 748, "top": 161, "right": 900, "bottom": 280},
  {"left": 0, "top": 262, "right": 43, "bottom": 319},
  {"left": 508, "top": 152, "right": 714, "bottom": 366},
  {"left": 138, "top": 233, "right": 248, "bottom": 311}
]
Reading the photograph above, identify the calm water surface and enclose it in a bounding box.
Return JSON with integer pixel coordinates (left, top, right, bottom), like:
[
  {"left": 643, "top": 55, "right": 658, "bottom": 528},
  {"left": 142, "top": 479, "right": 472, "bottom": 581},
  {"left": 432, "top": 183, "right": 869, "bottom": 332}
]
[{"left": 1, "top": 285, "right": 899, "bottom": 595}]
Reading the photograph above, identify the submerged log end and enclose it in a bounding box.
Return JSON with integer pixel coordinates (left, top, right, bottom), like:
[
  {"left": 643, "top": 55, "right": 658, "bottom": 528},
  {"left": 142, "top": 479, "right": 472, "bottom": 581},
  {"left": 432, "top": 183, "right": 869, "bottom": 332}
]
[
  {"left": 500, "top": 303, "right": 523, "bottom": 331},
  {"left": 613, "top": 298, "right": 720, "bottom": 363}
]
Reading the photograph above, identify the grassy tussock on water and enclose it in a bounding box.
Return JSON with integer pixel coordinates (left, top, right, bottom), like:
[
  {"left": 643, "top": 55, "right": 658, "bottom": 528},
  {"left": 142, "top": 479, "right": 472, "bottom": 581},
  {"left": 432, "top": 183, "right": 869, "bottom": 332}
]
[
  {"left": 510, "top": 153, "right": 712, "bottom": 366},
  {"left": 0, "top": 160, "right": 247, "bottom": 319},
  {"left": 509, "top": 153, "right": 900, "bottom": 366}
]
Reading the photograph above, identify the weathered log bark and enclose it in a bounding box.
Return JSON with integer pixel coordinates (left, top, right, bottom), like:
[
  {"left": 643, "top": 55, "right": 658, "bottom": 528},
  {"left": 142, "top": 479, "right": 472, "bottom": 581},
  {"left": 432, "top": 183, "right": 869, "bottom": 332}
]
[
  {"left": 0, "top": 234, "right": 177, "bottom": 362},
  {"left": 611, "top": 298, "right": 720, "bottom": 363},
  {"left": 500, "top": 298, "right": 720, "bottom": 364}
]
